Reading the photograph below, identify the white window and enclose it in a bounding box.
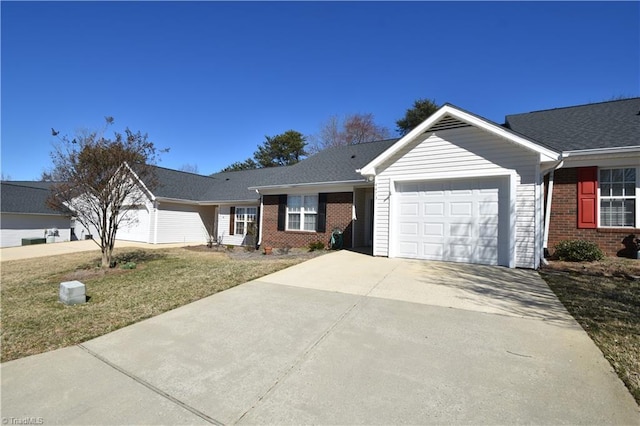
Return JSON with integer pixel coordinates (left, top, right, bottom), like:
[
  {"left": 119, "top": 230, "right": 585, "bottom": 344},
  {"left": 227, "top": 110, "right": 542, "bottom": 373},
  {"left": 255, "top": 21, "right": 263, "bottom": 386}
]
[
  {"left": 235, "top": 207, "right": 257, "bottom": 235},
  {"left": 287, "top": 195, "right": 318, "bottom": 231},
  {"left": 599, "top": 168, "right": 637, "bottom": 227}
]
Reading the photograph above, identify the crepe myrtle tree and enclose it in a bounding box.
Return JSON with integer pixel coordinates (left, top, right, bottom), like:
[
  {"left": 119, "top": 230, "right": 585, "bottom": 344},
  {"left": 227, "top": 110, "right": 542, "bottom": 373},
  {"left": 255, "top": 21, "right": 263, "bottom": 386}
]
[{"left": 47, "top": 117, "right": 166, "bottom": 268}]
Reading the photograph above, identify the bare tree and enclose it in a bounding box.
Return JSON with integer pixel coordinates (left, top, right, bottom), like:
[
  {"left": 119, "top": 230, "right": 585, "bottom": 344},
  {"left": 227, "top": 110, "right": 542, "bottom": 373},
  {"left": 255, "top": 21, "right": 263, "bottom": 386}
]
[
  {"left": 179, "top": 163, "right": 199, "bottom": 174},
  {"left": 309, "top": 113, "right": 390, "bottom": 153},
  {"left": 1, "top": 172, "right": 11, "bottom": 181},
  {"left": 47, "top": 117, "right": 165, "bottom": 268}
]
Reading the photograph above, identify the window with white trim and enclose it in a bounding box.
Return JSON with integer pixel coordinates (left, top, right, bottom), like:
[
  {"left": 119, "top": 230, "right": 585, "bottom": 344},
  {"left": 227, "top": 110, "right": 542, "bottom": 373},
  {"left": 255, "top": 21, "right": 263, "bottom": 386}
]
[
  {"left": 599, "top": 168, "right": 637, "bottom": 227},
  {"left": 235, "top": 207, "right": 257, "bottom": 235},
  {"left": 287, "top": 195, "right": 318, "bottom": 231}
]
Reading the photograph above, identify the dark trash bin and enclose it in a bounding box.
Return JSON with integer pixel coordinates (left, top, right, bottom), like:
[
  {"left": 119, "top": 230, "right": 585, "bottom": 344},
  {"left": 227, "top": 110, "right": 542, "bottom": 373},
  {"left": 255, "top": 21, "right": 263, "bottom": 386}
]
[{"left": 330, "top": 228, "right": 343, "bottom": 250}]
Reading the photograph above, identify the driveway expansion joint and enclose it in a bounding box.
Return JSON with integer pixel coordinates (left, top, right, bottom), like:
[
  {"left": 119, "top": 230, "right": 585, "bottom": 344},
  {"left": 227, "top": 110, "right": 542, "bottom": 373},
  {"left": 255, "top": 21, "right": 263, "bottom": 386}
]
[{"left": 77, "top": 344, "right": 224, "bottom": 426}]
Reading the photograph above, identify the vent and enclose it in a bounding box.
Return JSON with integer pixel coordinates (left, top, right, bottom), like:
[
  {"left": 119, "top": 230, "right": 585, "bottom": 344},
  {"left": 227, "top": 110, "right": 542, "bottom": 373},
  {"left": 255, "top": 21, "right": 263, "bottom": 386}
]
[{"left": 427, "top": 115, "right": 471, "bottom": 132}]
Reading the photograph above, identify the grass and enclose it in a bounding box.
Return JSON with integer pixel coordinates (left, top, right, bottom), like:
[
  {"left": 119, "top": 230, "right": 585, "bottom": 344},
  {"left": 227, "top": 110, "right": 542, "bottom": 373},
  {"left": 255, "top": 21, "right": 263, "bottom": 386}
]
[
  {"left": 540, "top": 260, "right": 640, "bottom": 405},
  {"left": 1, "top": 247, "right": 312, "bottom": 362}
]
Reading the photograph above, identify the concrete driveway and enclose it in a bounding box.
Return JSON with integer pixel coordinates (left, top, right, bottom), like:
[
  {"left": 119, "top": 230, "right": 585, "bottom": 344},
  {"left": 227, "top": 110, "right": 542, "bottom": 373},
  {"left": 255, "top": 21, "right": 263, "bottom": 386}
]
[{"left": 2, "top": 251, "right": 638, "bottom": 425}]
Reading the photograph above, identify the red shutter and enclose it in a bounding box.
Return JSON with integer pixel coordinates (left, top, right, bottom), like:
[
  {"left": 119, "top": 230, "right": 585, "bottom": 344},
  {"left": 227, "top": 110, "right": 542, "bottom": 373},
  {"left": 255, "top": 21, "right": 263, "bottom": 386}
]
[
  {"left": 577, "top": 167, "right": 598, "bottom": 229},
  {"left": 229, "top": 207, "right": 235, "bottom": 235}
]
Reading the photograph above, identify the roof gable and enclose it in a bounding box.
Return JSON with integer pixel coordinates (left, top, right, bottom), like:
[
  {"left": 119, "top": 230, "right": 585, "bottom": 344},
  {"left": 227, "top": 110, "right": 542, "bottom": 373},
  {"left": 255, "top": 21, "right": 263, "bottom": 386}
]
[
  {"left": 359, "top": 104, "right": 560, "bottom": 176},
  {"left": 505, "top": 98, "right": 640, "bottom": 152}
]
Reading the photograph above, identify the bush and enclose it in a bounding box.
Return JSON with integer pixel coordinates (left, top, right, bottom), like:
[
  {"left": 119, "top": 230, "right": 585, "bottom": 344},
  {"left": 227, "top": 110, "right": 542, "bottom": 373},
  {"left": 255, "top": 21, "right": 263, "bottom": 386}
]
[
  {"left": 120, "top": 261, "right": 137, "bottom": 270},
  {"left": 554, "top": 240, "right": 604, "bottom": 262},
  {"left": 308, "top": 241, "right": 325, "bottom": 252}
]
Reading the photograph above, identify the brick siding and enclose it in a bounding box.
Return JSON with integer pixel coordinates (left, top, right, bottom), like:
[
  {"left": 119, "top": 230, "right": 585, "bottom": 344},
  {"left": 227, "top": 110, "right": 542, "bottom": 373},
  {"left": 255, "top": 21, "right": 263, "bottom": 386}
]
[
  {"left": 261, "top": 192, "right": 353, "bottom": 249},
  {"left": 548, "top": 168, "right": 639, "bottom": 256}
]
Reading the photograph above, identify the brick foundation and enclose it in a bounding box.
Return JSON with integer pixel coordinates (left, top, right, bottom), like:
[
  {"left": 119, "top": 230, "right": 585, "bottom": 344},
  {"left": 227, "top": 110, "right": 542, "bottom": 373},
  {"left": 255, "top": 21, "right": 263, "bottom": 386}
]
[
  {"left": 261, "top": 192, "right": 353, "bottom": 249},
  {"left": 548, "top": 168, "right": 639, "bottom": 257}
]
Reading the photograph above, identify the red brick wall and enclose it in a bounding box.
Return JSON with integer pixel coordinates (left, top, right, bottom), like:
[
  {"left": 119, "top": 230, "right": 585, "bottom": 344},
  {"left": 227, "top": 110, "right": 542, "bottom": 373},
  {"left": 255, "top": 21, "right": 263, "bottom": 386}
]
[
  {"left": 548, "top": 168, "right": 639, "bottom": 256},
  {"left": 261, "top": 192, "right": 353, "bottom": 249}
]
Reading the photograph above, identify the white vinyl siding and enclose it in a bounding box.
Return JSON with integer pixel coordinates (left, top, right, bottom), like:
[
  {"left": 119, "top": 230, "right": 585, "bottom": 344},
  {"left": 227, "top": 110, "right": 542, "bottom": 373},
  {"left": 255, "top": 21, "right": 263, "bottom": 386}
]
[
  {"left": 0, "top": 213, "right": 71, "bottom": 248},
  {"left": 154, "top": 202, "right": 209, "bottom": 244},
  {"left": 374, "top": 126, "right": 539, "bottom": 268},
  {"left": 116, "top": 204, "right": 151, "bottom": 242}
]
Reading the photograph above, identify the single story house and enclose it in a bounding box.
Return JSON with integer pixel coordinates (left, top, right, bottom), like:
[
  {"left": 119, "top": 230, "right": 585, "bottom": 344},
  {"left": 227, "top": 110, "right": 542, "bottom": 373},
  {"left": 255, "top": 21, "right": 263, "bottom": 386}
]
[
  {"left": 9, "top": 98, "right": 639, "bottom": 268},
  {"left": 0, "top": 181, "right": 73, "bottom": 247}
]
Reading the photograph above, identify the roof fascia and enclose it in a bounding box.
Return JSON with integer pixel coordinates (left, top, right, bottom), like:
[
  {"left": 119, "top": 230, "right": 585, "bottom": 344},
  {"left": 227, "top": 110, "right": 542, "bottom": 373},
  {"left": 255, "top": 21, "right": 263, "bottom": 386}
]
[
  {"left": 249, "top": 179, "right": 368, "bottom": 191},
  {"left": 155, "top": 196, "right": 200, "bottom": 205},
  {"left": 199, "top": 200, "right": 259, "bottom": 206},
  {"left": 122, "top": 162, "right": 156, "bottom": 201},
  {"left": 0, "top": 211, "right": 70, "bottom": 217},
  {"left": 562, "top": 146, "right": 640, "bottom": 157},
  {"left": 359, "top": 105, "right": 560, "bottom": 176}
]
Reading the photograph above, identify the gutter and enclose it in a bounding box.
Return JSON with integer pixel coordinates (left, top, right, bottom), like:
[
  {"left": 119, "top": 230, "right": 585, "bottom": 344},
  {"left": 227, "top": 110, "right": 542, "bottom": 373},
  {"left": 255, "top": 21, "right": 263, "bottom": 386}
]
[
  {"left": 249, "top": 179, "right": 367, "bottom": 191},
  {"left": 562, "top": 146, "right": 640, "bottom": 157},
  {"left": 154, "top": 196, "right": 259, "bottom": 205}
]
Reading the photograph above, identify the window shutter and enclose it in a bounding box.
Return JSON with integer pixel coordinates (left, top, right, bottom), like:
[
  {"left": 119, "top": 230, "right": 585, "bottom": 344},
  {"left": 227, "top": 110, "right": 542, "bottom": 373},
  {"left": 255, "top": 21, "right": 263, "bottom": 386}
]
[
  {"left": 277, "top": 195, "right": 287, "bottom": 231},
  {"left": 229, "top": 206, "right": 235, "bottom": 235},
  {"left": 577, "top": 167, "right": 598, "bottom": 229},
  {"left": 317, "top": 193, "right": 327, "bottom": 233}
]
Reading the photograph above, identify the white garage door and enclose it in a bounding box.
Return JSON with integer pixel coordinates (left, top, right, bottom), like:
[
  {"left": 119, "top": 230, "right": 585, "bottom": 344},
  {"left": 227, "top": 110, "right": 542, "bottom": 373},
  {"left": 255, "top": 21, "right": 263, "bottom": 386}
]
[
  {"left": 116, "top": 205, "right": 150, "bottom": 242},
  {"left": 395, "top": 178, "right": 505, "bottom": 266}
]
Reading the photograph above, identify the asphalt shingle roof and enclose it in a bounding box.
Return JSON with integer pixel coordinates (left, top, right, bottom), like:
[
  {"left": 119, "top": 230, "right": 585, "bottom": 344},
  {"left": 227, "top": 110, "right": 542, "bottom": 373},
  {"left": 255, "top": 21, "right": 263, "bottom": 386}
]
[
  {"left": 505, "top": 98, "right": 640, "bottom": 152},
  {"left": 1, "top": 181, "right": 68, "bottom": 215},
  {"left": 151, "top": 167, "right": 220, "bottom": 201},
  {"left": 246, "top": 139, "right": 399, "bottom": 188},
  {"left": 150, "top": 140, "right": 399, "bottom": 201}
]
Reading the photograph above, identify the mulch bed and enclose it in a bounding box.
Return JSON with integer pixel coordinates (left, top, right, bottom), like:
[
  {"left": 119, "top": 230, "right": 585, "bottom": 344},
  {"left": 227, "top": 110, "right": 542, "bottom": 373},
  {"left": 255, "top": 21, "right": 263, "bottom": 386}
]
[{"left": 182, "top": 244, "right": 327, "bottom": 261}]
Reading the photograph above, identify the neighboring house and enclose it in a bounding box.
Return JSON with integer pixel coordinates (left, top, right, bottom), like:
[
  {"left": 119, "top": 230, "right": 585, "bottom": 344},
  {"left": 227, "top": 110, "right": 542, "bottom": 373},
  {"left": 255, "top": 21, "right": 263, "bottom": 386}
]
[
  {"left": 505, "top": 98, "right": 640, "bottom": 258},
  {"left": 0, "top": 181, "right": 72, "bottom": 247},
  {"left": 8, "top": 98, "right": 638, "bottom": 268}
]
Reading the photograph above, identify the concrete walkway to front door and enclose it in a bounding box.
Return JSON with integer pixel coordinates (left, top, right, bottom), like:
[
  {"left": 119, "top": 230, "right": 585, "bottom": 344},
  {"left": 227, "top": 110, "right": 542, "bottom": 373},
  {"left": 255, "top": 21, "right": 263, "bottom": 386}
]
[{"left": 2, "top": 251, "right": 638, "bottom": 424}]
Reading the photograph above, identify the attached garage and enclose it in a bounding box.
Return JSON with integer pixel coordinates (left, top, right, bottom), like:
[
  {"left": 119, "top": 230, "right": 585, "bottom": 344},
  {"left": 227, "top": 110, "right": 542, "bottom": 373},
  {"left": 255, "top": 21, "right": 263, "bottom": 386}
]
[
  {"left": 393, "top": 177, "right": 510, "bottom": 266},
  {"left": 116, "top": 205, "right": 151, "bottom": 242},
  {"left": 359, "top": 105, "right": 561, "bottom": 269}
]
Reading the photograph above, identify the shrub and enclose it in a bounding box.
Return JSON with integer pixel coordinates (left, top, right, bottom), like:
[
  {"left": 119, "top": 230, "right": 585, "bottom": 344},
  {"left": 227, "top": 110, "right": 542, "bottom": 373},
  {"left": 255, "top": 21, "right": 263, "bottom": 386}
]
[
  {"left": 308, "top": 241, "right": 325, "bottom": 252},
  {"left": 120, "top": 261, "right": 137, "bottom": 270},
  {"left": 554, "top": 240, "right": 604, "bottom": 262}
]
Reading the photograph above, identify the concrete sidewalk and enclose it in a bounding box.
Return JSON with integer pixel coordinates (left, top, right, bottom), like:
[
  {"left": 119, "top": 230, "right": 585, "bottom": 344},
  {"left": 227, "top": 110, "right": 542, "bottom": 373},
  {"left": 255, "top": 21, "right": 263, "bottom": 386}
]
[
  {"left": 2, "top": 251, "right": 638, "bottom": 425},
  {"left": 0, "top": 239, "right": 191, "bottom": 262}
]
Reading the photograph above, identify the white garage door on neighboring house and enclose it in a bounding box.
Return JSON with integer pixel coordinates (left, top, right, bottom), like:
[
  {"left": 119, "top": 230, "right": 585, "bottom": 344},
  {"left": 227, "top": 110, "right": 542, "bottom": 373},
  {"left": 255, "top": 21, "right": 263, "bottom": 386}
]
[
  {"left": 116, "top": 205, "right": 150, "bottom": 242},
  {"left": 394, "top": 178, "right": 508, "bottom": 266}
]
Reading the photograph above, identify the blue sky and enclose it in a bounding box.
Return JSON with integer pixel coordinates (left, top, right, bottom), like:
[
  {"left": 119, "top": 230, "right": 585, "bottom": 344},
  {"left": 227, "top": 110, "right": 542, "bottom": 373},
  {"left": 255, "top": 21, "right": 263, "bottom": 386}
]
[{"left": 2, "top": 1, "right": 638, "bottom": 180}]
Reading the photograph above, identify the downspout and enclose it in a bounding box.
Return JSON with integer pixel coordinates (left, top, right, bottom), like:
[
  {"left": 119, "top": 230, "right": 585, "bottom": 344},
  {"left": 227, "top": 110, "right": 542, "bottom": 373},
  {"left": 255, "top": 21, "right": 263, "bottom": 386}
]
[
  {"left": 257, "top": 191, "right": 264, "bottom": 247},
  {"left": 153, "top": 200, "right": 159, "bottom": 244},
  {"left": 541, "top": 161, "right": 564, "bottom": 266},
  {"left": 352, "top": 191, "right": 357, "bottom": 249}
]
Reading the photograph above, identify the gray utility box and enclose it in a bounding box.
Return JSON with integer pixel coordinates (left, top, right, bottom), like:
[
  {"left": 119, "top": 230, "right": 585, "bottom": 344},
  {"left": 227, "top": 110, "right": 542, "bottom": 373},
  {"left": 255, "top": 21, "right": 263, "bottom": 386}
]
[{"left": 60, "top": 281, "right": 86, "bottom": 305}]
